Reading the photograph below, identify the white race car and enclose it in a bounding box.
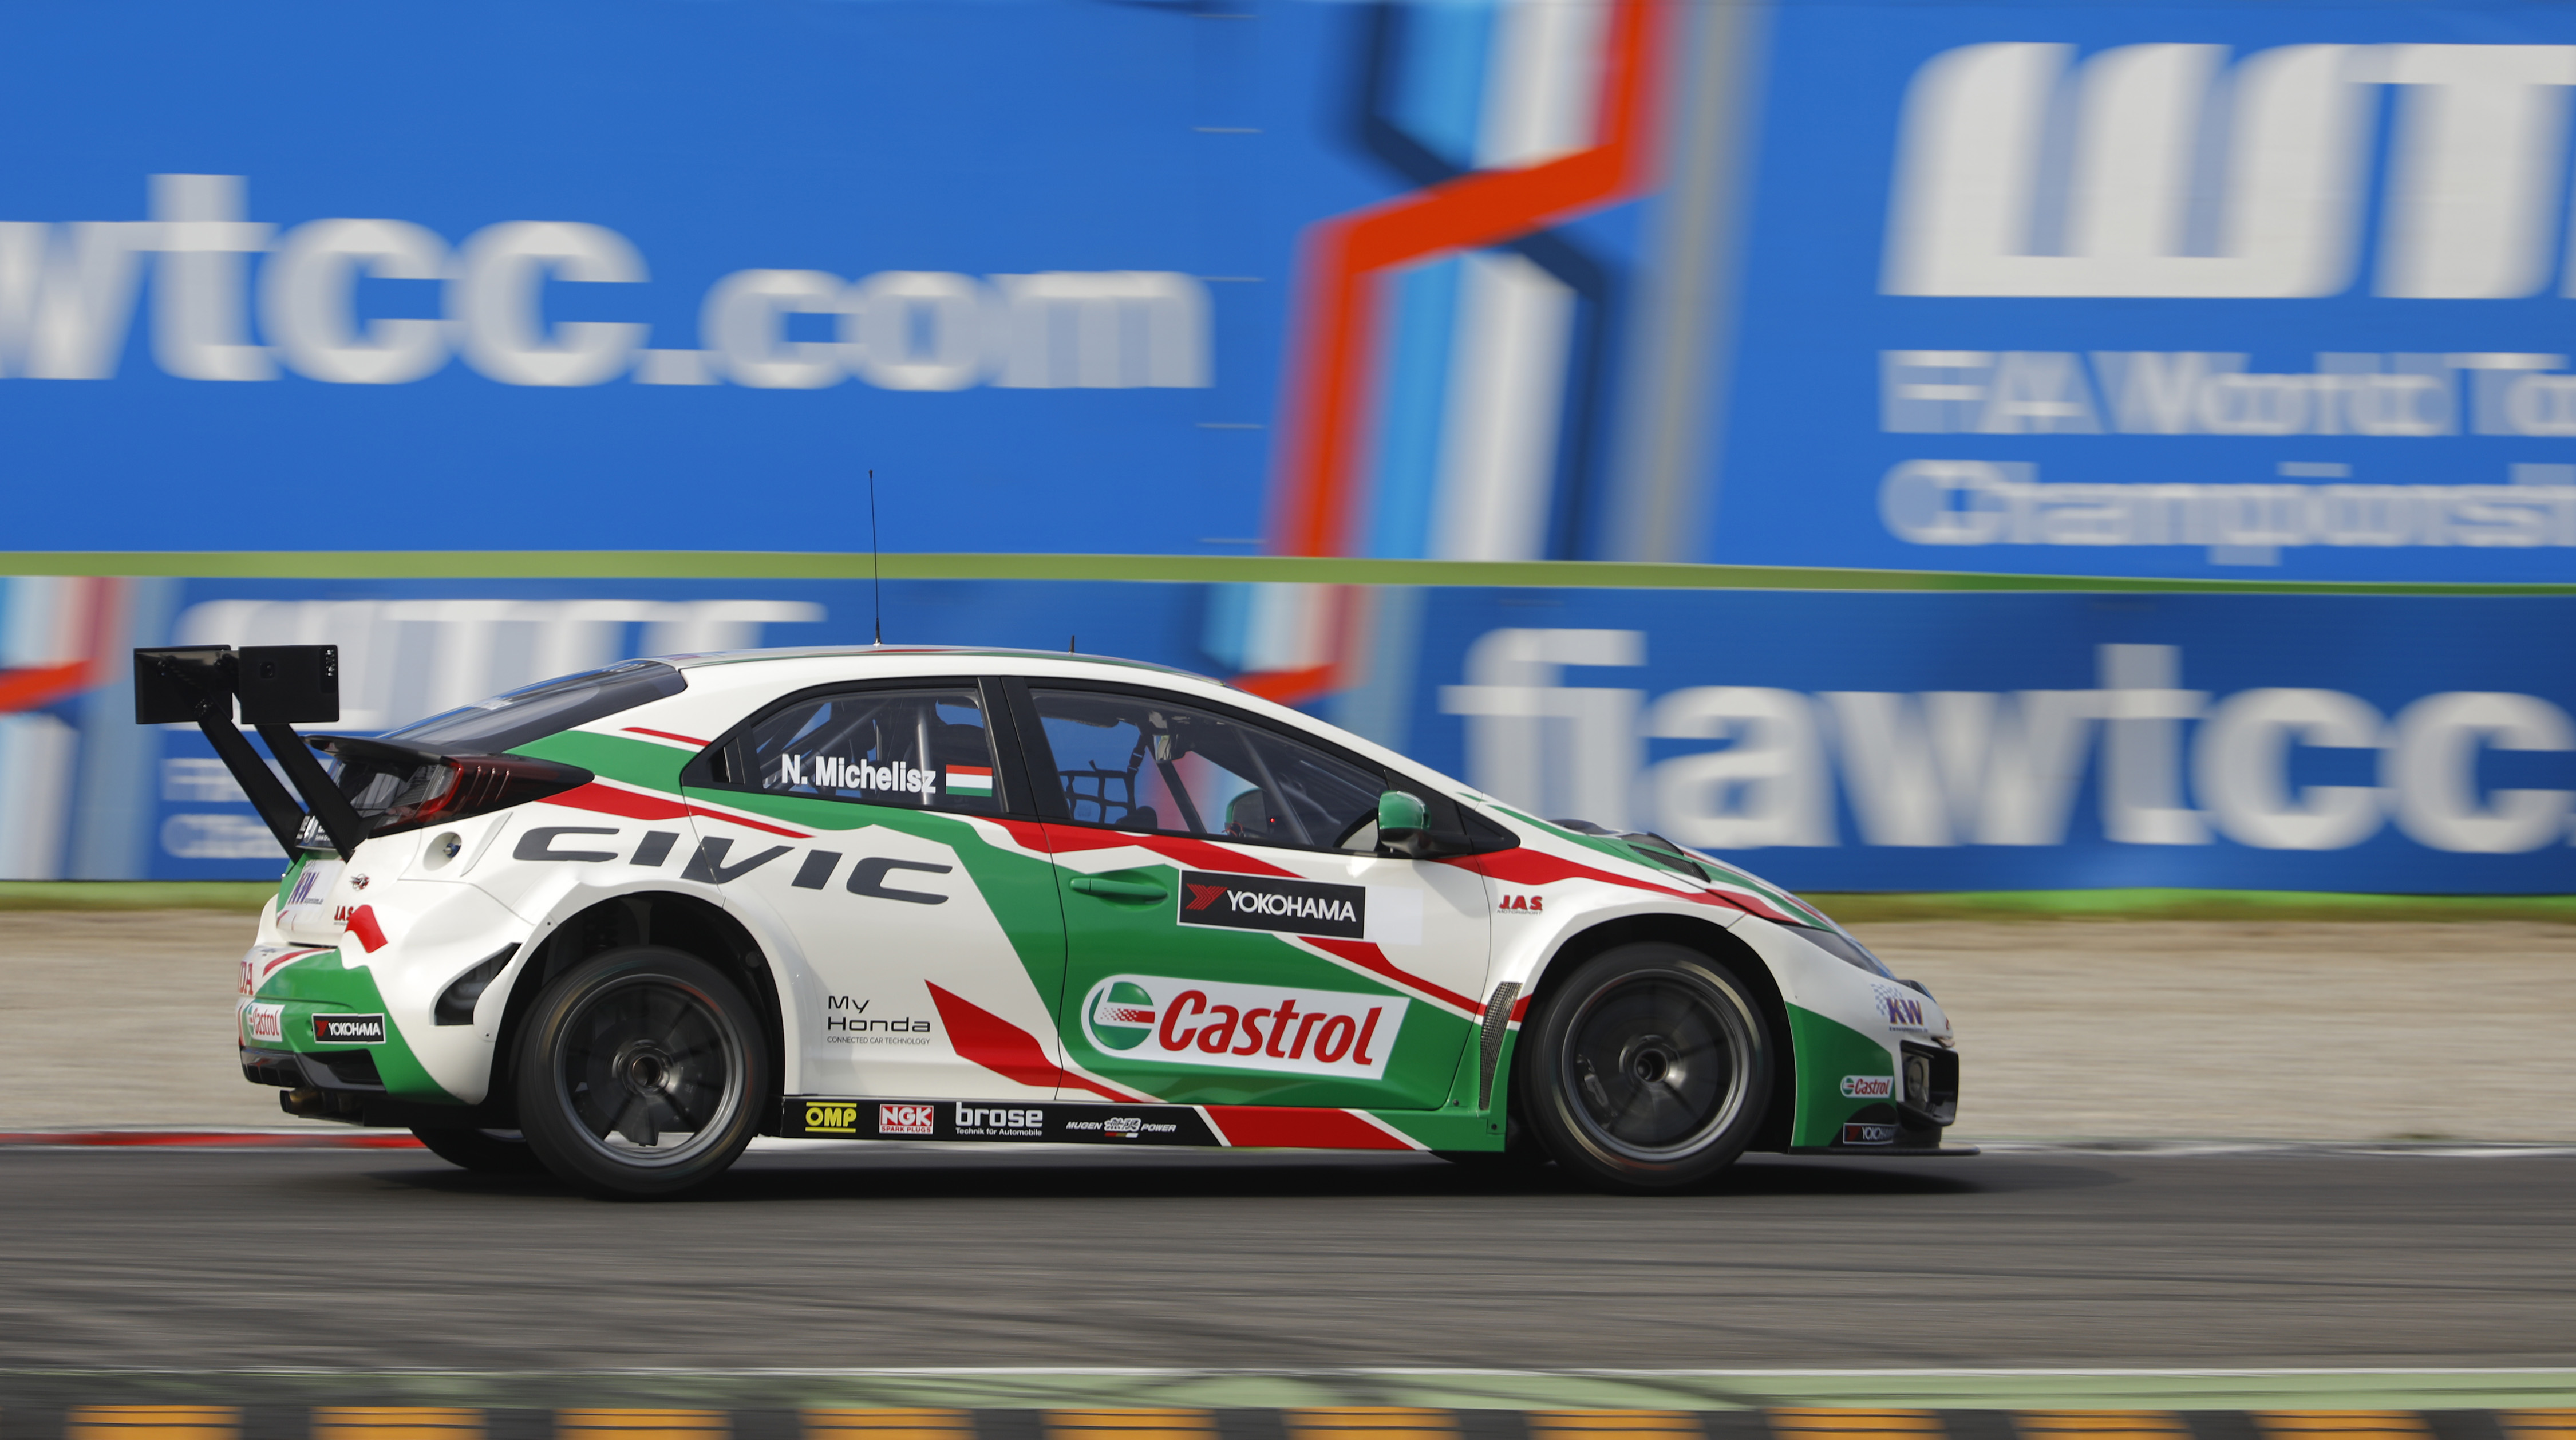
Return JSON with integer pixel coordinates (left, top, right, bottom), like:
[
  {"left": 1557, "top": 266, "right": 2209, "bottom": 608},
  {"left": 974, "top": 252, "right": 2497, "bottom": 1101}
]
[{"left": 143, "top": 643, "right": 1964, "bottom": 1197}]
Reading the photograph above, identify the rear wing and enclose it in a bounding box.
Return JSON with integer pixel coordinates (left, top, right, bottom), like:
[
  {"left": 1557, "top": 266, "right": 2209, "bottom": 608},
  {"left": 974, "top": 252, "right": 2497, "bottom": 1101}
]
[{"left": 133, "top": 645, "right": 366, "bottom": 860}]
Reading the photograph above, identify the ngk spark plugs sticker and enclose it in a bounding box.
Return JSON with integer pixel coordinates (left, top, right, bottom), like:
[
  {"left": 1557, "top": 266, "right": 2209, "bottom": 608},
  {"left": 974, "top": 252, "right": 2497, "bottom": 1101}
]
[
  {"left": 1176, "top": 870, "right": 1365, "bottom": 940},
  {"left": 1081, "top": 975, "right": 1407, "bottom": 1080}
]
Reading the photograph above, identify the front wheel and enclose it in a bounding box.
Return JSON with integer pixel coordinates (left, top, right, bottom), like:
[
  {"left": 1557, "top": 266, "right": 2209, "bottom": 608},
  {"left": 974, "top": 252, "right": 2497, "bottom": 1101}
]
[
  {"left": 516, "top": 946, "right": 768, "bottom": 1198},
  {"left": 1520, "top": 942, "right": 1772, "bottom": 1194}
]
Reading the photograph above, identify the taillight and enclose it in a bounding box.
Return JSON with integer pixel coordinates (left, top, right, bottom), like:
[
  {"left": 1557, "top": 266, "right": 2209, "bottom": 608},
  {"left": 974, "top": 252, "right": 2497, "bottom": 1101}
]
[
  {"left": 312, "top": 737, "right": 593, "bottom": 841},
  {"left": 372, "top": 754, "right": 592, "bottom": 837}
]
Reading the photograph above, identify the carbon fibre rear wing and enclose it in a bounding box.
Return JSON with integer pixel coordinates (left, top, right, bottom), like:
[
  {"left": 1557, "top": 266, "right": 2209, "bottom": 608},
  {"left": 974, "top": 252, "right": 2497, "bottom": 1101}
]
[{"left": 132, "top": 645, "right": 366, "bottom": 861}]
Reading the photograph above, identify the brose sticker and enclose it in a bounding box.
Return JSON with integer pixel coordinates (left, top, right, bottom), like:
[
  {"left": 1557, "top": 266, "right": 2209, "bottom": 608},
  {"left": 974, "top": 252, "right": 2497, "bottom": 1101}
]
[
  {"left": 1176, "top": 870, "right": 1365, "bottom": 940},
  {"left": 1080, "top": 973, "right": 1407, "bottom": 1080}
]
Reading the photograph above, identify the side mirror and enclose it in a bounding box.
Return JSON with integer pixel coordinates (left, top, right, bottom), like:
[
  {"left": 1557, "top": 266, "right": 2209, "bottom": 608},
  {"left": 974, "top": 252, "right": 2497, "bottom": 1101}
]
[{"left": 1378, "top": 790, "right": 1429, "bottom": 858}]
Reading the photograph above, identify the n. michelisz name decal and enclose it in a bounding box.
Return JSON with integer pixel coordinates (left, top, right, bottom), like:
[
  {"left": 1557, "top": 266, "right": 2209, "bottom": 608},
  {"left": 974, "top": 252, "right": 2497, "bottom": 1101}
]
[{"left": 1176, "top": 870, "right": 1365, "bottom": 940}]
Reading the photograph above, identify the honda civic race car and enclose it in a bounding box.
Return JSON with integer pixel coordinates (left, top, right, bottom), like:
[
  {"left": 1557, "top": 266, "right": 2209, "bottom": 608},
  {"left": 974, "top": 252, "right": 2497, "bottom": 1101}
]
[{"left": 147, "top": 643, "right": 1963, "bottom": 1197}]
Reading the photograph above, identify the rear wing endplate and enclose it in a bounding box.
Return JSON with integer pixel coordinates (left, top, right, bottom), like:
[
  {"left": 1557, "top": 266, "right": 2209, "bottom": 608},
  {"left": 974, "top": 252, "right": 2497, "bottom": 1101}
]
[{"left": 133, "top": 645, "right": 367, "bottom": 861}]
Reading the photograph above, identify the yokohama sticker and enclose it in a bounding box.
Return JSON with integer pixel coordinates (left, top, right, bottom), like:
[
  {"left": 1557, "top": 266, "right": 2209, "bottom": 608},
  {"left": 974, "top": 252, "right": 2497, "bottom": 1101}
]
[
  {"left": 1080, "top": 973, "right": 1406, "bottom": 1080},
  {"left": 1176, "top": 870, "right": 1365, "bottom": 940}
]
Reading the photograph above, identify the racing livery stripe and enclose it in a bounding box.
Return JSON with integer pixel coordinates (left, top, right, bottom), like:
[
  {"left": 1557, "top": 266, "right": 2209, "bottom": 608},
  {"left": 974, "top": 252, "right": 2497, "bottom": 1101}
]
[
  {"left": 620, "top": 725, "right": 710, "bottom": 747},
  {"left": 1200, "top": 1105, "right": 1423, "bottom": 1151},
  {"left": 986, "top": 817, "right": 1299, "bottom": 878},
  {"left": 1298, "top": 936, "right": 1481, "bottom": 1017},
  {"left": 550, "top": 779, "right": 814, "bottom": 839},
  {"left": 547, "top": 782, "right": 692, "bottom": 822},
  {"left": 1444, "top": 846, "right": 1797, "bottom": 925},
  {"left": 924, "top": 982, "right": 1148, "bottom": 1103}
]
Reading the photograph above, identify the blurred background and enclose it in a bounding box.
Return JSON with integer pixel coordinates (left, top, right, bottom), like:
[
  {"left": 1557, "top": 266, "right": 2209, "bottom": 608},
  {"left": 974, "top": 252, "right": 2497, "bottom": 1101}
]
[{"left": 0, "top": 0, "right": 2567, "bottom": 902}]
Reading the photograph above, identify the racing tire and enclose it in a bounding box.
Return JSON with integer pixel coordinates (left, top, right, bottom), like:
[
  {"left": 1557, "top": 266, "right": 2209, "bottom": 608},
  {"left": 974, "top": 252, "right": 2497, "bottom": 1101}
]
[
  {"left": 515, "top": 946, "right": 768, "bottom": 1198},
  {"left": 410, "top": 1126, "right": 544, "bottom": 1174},
  {"left": 1520, "top": 942, "right": 1772, "bottom": 1195}
]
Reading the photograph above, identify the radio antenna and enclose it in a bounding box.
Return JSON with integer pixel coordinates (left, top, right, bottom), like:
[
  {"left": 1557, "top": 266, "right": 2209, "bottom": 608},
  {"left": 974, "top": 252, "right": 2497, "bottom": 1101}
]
[{"left": 869, "top": 468, "right": 883, "bottom": 646}]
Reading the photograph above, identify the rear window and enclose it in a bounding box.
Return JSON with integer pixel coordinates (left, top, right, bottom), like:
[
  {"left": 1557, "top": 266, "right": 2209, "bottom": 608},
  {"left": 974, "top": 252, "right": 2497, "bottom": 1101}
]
[{"left": 380, "top": 661, "right": 688, "bottom": 753}]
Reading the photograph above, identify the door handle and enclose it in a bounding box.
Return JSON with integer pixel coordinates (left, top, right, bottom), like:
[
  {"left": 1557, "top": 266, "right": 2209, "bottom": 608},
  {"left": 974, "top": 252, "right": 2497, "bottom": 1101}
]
[{"left": 1069, "top": 875, "right": 1169, "bottom": 903}]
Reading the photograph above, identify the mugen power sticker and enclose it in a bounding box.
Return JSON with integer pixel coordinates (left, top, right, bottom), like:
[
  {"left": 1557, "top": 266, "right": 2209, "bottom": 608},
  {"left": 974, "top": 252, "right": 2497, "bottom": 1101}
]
[
  {"left": 1080, "top": 975, "right": 1406, "bottom": 1080},
  {"left": 1176, "top": 870, "right": 1364, "bottom": 940}
]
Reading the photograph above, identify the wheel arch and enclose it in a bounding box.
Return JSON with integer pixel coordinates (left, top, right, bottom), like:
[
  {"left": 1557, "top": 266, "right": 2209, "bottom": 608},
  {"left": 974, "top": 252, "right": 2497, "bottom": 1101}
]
[
  {"left": 491, "top": 890, "right": 786, "bottom": 1132},
  {"left": 1514, "top": 912, "right": 1799, "bottom": 1154}
]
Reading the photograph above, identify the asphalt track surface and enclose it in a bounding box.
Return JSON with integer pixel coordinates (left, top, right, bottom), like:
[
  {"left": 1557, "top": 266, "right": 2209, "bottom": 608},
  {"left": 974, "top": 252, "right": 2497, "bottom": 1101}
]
[{"left": 0, "top": 1144, "right": 2567, "bottom": 1371}]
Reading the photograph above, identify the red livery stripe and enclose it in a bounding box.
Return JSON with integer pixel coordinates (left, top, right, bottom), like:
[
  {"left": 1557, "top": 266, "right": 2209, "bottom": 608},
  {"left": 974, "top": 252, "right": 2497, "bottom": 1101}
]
[
  {"left": 923, "top": 982, "right": 1143, "bottom": 1103},
  {"left": 1202, "top": 1106, "right": 1419, "bottom": 1151},
  {"left": 622, "top": 726, "right": 710, "bottom": 747}
]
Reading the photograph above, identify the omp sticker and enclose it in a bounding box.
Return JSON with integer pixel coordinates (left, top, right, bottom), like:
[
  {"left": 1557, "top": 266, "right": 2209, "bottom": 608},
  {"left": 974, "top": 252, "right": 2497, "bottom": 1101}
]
[
  {"left": 1840, "top": 1075, "right": 1895, "bottom": 1099},
  {"left": 243, "top": 1003, "right": 285, "bottom": 1045},
  {"left": 1079, "top": 973, "right": 1408, "bottom": 1080},
  {"left": 801, "top": 1102, "right": 860, "bottom": 1134},
  {"left": 1177, "top": 870, "right": 1364, "bottom": 939}
]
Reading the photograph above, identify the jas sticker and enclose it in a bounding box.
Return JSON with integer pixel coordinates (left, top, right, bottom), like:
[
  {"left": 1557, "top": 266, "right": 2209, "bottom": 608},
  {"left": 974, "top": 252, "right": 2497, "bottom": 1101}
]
[
  {"left": 1840, "top": 1075, "right": 1895, "bottom": 1099},
  {"left": 313, "top": 1013, "right": 386, "bottom": 1046},
  {"left": 1498, "top": 894, "right": 1544, "bottom": 912},
  {"left": 243, "top": 1002, "right": 285, "bottom": 1045},
  {"left": 1080, "top": 974, "right": 1406, "bottom": 1080},
  {"left": 1176, "top": 870, "right": 1365, "bottom": 940}
]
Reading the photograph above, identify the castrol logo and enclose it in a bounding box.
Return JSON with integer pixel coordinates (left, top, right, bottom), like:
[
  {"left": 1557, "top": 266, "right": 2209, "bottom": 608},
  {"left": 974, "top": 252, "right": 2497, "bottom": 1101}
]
[{"left": 1080, "top": 974, "right": 1407, "bottom": 1081}]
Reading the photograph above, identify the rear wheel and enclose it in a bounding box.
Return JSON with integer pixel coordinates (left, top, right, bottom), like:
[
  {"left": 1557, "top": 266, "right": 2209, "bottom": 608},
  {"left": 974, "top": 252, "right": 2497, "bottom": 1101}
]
[
  {"left": 515, "top": 946, "right": 767, "bottom": 1198},
  {"left": 409, "top": 1126, "right": 542, "bottom": 1174},
  {"left": 1520, "top": 942, "right": 1771, "bottom": 1194}
]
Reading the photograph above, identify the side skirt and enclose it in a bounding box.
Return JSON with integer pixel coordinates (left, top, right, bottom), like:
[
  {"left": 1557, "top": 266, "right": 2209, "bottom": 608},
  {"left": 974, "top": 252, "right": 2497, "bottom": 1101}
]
[{"left": 779, "top": 1096, "right": 1432, "bottom": 1151}]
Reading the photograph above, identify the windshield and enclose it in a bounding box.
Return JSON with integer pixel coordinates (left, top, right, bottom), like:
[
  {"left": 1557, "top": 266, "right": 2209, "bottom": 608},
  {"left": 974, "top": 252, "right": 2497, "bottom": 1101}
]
[{"left": 380, "top": 660, "right": 688, "bottom": 753}]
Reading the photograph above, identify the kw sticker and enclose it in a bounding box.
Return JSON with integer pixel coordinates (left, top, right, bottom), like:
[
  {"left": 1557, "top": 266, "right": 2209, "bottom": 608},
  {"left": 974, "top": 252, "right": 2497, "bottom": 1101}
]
[
  {"left": 1873, "top": 985, "right": 1929, "bottom": 1032},
  {"left": 1080, "top": 974, "right": 1406, "bottom": 1080},
  {"left": 1176, "top": 870, "right": 1364, "bottom": 940}
]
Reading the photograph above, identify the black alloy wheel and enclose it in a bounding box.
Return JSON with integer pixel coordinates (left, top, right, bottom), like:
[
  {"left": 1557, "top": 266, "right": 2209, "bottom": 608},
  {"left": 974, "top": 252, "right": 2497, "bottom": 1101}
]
[
  {"left": 516, "top": 946, "right": 767, "bottom": 1197},
  {"left": 409, "top": 1125, "right": 543, "bottom": 1174},
  {"left": 1520, "top": 941, "right": 1771, "bottom": 1193}
]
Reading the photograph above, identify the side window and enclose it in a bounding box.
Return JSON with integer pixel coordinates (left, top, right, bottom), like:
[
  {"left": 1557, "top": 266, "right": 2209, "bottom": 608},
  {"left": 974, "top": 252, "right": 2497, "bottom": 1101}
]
[
  {"left": 1029, "top": 688, "right": 1384, "bottom": 850},
  {"left": 741, "top": 687, "right": 1002, "bottom": 814}
]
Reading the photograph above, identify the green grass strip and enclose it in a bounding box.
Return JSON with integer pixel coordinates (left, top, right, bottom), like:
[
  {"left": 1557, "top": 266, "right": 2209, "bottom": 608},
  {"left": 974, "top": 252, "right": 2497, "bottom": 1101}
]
[
  {"left": 3, "top": 550, "right": 2574, "bottom": 594},
  {"left": 0, "top": 881, "right": 272, "bottom": 912},
  {"left": 1810, "top": 889, "right": 2576, "bottom": 924}
]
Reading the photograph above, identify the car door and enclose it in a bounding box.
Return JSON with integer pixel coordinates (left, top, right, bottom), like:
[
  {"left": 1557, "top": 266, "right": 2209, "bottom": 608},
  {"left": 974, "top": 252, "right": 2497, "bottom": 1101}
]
[
  {"left": 681, "top": 677, "right": 1069, "bottom": 1102},
  {"left": 1011, "top": 678, "right": 1491, "bottom": 1111}
]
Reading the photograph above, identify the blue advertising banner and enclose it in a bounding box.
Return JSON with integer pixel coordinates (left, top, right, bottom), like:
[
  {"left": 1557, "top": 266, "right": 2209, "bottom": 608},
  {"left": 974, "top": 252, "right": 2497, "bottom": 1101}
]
[
  {"left": 1709, "top": 0, "right": 2576, "bottom": 583},
  {"left": 16, "top": 575, "right": 2564, "bottom": 891}
]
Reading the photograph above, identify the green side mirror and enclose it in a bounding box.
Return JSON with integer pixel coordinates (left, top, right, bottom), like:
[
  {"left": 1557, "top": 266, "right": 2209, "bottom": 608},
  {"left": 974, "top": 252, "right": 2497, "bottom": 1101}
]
[{"left": 1378, "top": 790, "right": 1429, "bottom": 856}]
